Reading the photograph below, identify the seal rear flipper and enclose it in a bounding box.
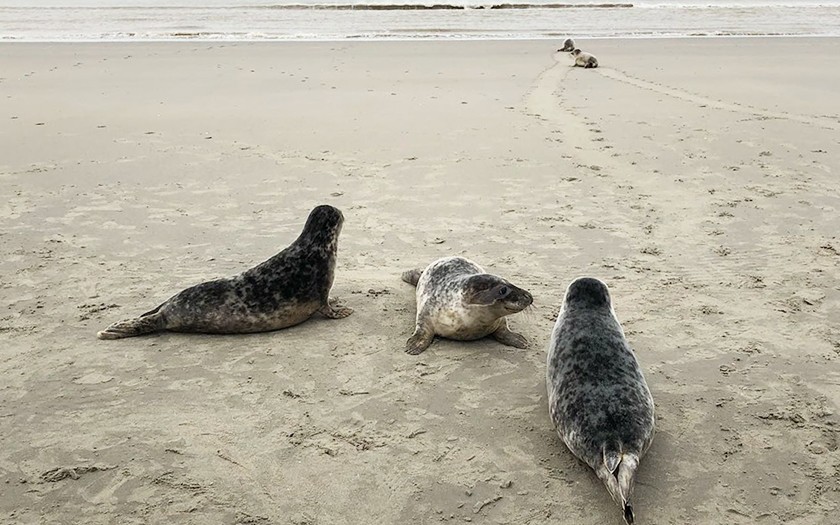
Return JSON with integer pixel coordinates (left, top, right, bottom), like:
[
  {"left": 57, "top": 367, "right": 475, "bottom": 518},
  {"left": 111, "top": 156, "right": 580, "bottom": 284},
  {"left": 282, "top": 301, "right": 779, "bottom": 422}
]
[
  {"left": 97, "top": 311, "right": 166, "bottom": 340},
  {"left": 617, "top": 453, "right": 639, "bottom": 524},
  {"left": 401, "top": 269, "right": 423, "bottom": 287},
  {"left": 597, "top": 447, "right": 639, "bottom": 525}
]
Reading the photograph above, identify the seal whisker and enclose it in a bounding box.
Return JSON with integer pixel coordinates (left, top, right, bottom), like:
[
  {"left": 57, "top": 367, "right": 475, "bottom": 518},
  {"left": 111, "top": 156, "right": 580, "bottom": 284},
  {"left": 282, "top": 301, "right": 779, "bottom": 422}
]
[{"left": 516, "top": 303, "right": 538, "bottom": 324}]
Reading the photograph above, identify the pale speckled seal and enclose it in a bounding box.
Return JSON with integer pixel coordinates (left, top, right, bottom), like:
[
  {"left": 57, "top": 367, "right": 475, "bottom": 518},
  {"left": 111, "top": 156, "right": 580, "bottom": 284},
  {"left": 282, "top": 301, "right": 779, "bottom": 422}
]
[
  {"left": 400, "top": 256, "right": 533, "bottom": 355},
  {"left": 558, "top": 38, "right": 576, "bottom": 52},
  {"left": 572, "top": 48, "right": 599, "bottom": 69},
  {"left": 547, "top": 277, "right": 654, "bottom": 524},
  {"left": 97, "top": 204, "right": 352, "bottom": 340}
]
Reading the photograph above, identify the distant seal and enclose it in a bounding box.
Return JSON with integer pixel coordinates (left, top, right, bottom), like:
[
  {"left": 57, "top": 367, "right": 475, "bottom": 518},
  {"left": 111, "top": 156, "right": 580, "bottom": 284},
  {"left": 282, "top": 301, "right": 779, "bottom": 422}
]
[
  {"left": 572, "top": 49, "right": 599, "bottom": 69},
  {"left": 97, "top": 204, "right": 353, "bottom": 339},
  {"left": 546, "top": 277, "right": 654, "bottom": 524},
  {"left": 400, "top": 256, "right": 533, "bottom": 355},
  {"left": 558, "top": 38, "right": 576, "bottom": 52}
]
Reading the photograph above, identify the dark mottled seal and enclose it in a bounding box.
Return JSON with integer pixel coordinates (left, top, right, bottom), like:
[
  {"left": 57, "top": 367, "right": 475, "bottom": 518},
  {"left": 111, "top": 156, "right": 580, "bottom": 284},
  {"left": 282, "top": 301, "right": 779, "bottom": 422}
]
[
  {"left": 572, "top": 48, "right": 599, "bottom": 69},
  {"left": 400, "top": 256, "right": 533, "bottom": 355},
  {"left": 547, "top": 277, "right": 654, "bottom": 524},
  {"left": 558, "top": 38, "right": 576, "bottom": 52},
  {"left": 97, "top": 204, "right": 352, "bottom": 339}
]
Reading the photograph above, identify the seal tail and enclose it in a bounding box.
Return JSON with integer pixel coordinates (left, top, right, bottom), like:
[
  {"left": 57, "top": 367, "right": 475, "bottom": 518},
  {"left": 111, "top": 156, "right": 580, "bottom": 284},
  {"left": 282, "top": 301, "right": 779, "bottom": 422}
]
[
  {"left": 97, "top": 306, "right": 166, "bottom": 340},
  {"left": 401, "top": 269, "right": 423, "bottom": 287},
  {"left": 598, "top": 445, "right": 640, "bottom": 524}
]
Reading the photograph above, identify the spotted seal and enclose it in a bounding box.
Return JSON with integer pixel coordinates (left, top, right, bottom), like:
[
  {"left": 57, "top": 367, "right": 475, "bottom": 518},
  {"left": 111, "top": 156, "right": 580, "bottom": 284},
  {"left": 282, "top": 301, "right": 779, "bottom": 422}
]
[
  {"left": 400, "top": 256, "right": 532, "bottom": 355},
  {"left": 547, "top": 277, "right": 654, "bottom": 524},
  {"left": 572, "top": 48, "right": 599, "bottom": 69},
  {"left": 97, "top": 204, "right": 352, "bottom": 339},
  {"left": 558, "top": 38, "right": 576, "bottom": 52}
]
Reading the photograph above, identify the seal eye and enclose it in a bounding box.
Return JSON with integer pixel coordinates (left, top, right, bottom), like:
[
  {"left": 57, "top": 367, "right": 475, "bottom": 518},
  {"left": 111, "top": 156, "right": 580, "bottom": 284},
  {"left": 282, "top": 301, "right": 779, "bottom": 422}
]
[{"left": 498, "top": 286, "right": 509, "bottom": 297}]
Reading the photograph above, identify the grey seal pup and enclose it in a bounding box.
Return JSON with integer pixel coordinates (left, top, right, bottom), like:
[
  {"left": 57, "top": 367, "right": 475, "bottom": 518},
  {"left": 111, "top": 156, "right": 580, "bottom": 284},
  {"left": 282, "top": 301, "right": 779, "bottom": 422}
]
[
  {"left": 400, "top": 256, "right": 533, "bottom": 355},
  {"left": 547, "top": 277, "right": 654, "bottom": 524},
  {"left": 97, "top": 204, "right": 352, "bottom": 339},
  {"left": 572, "top": 48, "right": 599, "bottom": 69},
  {"left": 558, "top": 38, "right": 576, "bottom": 52}
]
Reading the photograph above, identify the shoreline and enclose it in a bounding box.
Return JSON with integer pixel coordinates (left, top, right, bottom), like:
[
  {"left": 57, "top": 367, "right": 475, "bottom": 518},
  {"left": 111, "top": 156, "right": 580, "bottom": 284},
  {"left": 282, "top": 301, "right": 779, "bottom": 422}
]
[{"left": 4, "top": 33, "right": 840, "bottom": 44}]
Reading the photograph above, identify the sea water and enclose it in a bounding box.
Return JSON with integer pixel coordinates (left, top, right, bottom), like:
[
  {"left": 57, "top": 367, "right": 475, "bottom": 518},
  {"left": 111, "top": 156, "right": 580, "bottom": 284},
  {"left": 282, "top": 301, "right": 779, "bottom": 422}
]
[{"left": 1, "top": 1, "right": 839, "bottom": 41}]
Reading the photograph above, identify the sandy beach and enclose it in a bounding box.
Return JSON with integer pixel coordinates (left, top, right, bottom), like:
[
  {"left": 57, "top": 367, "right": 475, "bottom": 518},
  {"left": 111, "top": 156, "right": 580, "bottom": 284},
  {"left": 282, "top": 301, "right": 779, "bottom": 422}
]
[{"left": 1, "top": 38, "right": 839, "bottom": 524}]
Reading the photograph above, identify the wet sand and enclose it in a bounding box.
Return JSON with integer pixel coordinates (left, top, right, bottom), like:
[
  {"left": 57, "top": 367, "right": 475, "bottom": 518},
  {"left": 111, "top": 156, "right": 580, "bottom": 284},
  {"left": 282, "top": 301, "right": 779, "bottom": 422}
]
[{"left": 1, "top": 38, "right": 838, "bottom": 524}]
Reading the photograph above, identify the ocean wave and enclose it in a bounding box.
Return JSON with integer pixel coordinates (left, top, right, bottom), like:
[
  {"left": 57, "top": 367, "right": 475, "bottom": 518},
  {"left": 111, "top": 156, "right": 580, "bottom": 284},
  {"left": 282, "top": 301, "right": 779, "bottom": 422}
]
[
  {"left": 636, "top": 2, "right": 838, "bottom": 8},
  {"left": 3, "top": 0, "right": 838, "bottom": 42},
  {"left": 252, "top": 3, "right": 634, "bottom": 9},
  {"left": 0, "top": 2, "right": 634, "bottom": 10},
  {"left": 637, "top": 3, "right": 837, "bottom": 8},
  {"left": 2, "top": 1, "right": 836, "bottom": 11},
  {"left": 12, "top": 2, "right": 836, "bottom": 12}
]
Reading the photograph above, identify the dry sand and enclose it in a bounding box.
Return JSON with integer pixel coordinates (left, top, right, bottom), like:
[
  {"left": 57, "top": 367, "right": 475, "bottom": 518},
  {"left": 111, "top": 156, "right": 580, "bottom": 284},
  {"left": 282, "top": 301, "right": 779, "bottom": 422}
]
[{"left": 0, "top": 38, "right": 838, "bottom": 524}]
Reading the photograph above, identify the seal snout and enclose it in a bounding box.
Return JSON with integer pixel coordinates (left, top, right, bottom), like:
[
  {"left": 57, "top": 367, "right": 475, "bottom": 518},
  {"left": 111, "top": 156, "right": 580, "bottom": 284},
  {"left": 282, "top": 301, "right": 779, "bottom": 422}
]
[{"left": 504, "top": 286, "right": 533, "bottom": 312}]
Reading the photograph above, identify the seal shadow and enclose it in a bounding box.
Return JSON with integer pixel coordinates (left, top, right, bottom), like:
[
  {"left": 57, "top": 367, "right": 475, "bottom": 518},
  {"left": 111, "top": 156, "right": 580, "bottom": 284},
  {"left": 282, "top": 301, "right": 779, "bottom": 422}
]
[{"left": 113, "top": 309, "right": 351, "bottom": 353}]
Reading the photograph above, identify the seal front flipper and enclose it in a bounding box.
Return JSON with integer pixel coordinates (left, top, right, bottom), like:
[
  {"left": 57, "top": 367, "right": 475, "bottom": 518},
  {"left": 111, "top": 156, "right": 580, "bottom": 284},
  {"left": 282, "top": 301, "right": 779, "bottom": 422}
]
[
  {"left": 318, "top": 299, "right": 353, "bottom": 319},
  {"left": 491, "top": 322, "right": 528, "bottom": 349},
  {"left": 97, "top": 307, "right": 165, "bottom": 340},
  {"left": 401, "top": 269, "right": 423, "bottom": 287},
  {"left": 405, "top": 324, "right": 434, "bottom": 355}
]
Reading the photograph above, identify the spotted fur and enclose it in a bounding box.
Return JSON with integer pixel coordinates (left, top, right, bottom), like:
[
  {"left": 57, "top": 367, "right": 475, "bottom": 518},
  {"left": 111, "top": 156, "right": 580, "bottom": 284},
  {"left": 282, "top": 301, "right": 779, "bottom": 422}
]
[
  {"left": 97, "top": 205, "right": 351, "bottom": 339},
  {"left": 547, "top": 277, "right": 654, "bottom": 524},
  {"left": 401, "top": 256, "right": 532, "bottom": 355}
]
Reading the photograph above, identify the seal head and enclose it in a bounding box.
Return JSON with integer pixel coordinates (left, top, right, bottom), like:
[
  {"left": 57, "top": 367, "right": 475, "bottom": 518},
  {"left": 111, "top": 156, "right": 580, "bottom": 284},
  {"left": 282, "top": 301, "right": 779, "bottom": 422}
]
[
  {"left": 462, "top": 274, "right": 533, "bottom": 313},
  {"left": 297, "top": 204, "right": 344, "bottom": 252},
  {"left": 562, "top": 276, "right": 611, "bottom": 309}
]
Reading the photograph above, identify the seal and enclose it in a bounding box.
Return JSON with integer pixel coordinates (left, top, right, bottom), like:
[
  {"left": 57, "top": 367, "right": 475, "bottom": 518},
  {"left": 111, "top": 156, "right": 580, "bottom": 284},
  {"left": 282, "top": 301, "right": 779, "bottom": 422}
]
[
  {"left": 571, "top": 48, "right": 599, "bottom": 69},
  {"left": 558, "top": 38, "right": 576, "bottom": 52},
  {"left": 97, "top": 204, "right": 353, "bottom": 340},
  {"left": 400, "top": 256, "right": 532, "bottom": 355},
  {"left": 546, "top": 277, "right": 654, "bottom": 524}
]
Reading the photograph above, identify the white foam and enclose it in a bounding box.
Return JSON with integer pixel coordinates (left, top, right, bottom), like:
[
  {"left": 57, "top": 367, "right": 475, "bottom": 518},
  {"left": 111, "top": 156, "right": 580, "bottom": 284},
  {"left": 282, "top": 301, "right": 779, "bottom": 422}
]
[{"left": 1, "top": 1, "right": 839, "bottom": 41}]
